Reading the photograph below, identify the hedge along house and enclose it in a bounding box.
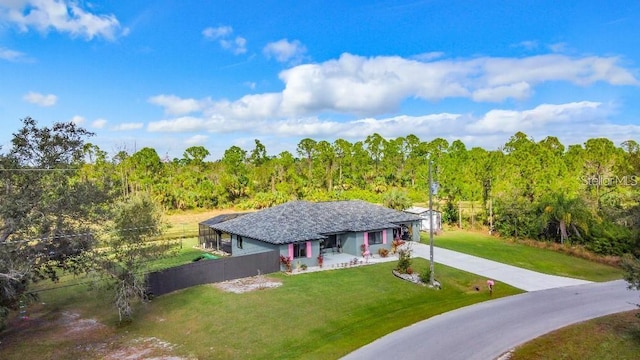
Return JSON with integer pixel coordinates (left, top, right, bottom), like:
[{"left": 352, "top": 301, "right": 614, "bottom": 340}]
[{"left": 206, "top": 200, "right": 423, "bottom": 270}]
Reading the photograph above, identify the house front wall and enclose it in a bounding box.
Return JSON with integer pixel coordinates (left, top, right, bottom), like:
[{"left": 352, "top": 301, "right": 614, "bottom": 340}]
[
  {"left": 278, "top": 240, "right": 321, "bottom": 269},
  {"left": 360, "top": 228, "right": 393, "bottom": 256}
]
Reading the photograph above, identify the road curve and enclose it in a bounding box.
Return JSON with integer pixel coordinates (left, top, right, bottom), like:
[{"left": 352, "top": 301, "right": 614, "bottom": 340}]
[{"left": 342, "top": 280, "right": 638, "bottom": 360}]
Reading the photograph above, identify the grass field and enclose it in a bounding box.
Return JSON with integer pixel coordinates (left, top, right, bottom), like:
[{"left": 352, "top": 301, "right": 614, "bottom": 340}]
[
  {"left": 428, "top": 230, "right": 623, "bottom": 282},
  {"left": 1, "top": 259, "right": 522, "bottom": 359},
  {"left": 510, "top": 310, "right": 640, "bottom": 360}
]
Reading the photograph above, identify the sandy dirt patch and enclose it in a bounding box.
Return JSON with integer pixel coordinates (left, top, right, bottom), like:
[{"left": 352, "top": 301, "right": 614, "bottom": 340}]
[{"left": 213, "top": 275, "right": 282, "bottom": 293}]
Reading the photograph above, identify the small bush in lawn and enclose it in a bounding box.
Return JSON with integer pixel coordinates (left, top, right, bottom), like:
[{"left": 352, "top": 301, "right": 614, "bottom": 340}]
[{"left": 420, "top": 268, "right": 431, "bottom": 284}]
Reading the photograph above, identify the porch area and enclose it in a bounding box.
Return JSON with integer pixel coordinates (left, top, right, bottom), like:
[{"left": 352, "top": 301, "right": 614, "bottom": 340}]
[{"left": 292, "top": 251, "right": 398, "bottom": 274}]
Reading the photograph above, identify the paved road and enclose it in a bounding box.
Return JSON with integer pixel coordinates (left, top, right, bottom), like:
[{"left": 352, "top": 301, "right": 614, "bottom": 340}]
[
  {"left": 412, "top": 244, "right": 592, "bottom": 291},
  {"left": 342, "top": 280, "right": 638, "bottom": 360}
]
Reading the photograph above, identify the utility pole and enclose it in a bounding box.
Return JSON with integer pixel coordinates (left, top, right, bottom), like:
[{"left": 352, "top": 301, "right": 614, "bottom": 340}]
[
  {"left": 429, "top": 158, "right": 435, "bottom": 287},
  {"left": 489, "top": 199, "right": 493, "bottom": 235}
]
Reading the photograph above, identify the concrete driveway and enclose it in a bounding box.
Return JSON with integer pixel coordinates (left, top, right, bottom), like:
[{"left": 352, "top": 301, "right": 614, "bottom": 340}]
[
  {"left": 342, "top": 280, "right": 638, "bottom": 360},
  {"left": 412, "top": 243, "right": 592, "bottom": 291}
]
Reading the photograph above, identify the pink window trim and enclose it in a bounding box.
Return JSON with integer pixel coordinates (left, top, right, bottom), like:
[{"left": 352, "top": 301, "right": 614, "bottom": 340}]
[
  {"left": 382, "top": 230, "right": 387, "bottom": 244},
  {"left": 306, "top": 241, "right": 312, "bottom": 258},
  {"left": 288, "top": 244, "right": 293, "bottom": 259},
  {"left": 364, "top": 232, "right": 369, "bottom": 247}
]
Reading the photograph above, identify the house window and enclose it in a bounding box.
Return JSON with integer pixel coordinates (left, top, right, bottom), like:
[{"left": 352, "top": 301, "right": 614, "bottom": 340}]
[
  {"left": 368, "top": 231, "right": 383, "bottom": 245},
  {"left": 293, "top": 243, "right": 306, "bottom": 258},
  {"left": 237, "top": 235, "right": 243, "bottom": 249}
]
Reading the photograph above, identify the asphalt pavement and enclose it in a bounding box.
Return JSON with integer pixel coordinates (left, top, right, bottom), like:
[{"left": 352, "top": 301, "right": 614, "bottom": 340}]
[{"left": 342, "top": 280, "right": 638, "bottom": 360}]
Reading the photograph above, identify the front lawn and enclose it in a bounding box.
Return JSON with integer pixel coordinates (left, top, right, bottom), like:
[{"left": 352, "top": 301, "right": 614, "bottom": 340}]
[
  {"left": 2, "top": 259, "right": 521, "bottom": 359},
  {"left": 130, "top": 259, "right": 521, "bottom": 359},
  {"left": 428, "top": 230, "right": 623, "bottom": 282}
]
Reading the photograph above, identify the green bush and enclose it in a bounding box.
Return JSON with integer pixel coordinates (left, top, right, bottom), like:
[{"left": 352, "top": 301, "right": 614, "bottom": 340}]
[
  {"left": 396, "top": 248, "right": 412, "bottom": 274},
  {"left": 419, "top": 267, "right": 432, "bottom": 284}
]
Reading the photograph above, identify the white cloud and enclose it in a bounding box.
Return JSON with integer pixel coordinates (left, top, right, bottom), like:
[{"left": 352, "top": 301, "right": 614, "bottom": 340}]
[
  {"left": 412, "top": 52, "right": 445, "bottom": 61},
  {"left": 202, "top": 25, "right": 232, "bottom": 40},
  {"left": 112, "top": 122, "right": 144, "bottom": 131},
  {"left": 513, "top": 40, "right": 539, "bottom": 51},
  {"left": 23, "top": 91, "right": 57, "bottom": 106},
  {"left": 0, "top": 0, "right": 125, "bottom": 40},
  {"left": 70, "top": 115, "right": 85, "bottom": 125},
  {"left": 0, "top": 46, "right": 25, "bottom": 61},
  {"left": 203, "top": 25, "right": 246, "bottom": 54},
  {"left": 263, "top": 39, "right": 307, "bottom": 63},
  {"left": 548, "top": 42, "right": 568, "bottom": 53},
  {"left": 466, "top": 101, "right": 605, "bottom": 134},
  {"left": 148, "top": 94, "right": 206, "bottom": 115},
  {"left": 149, "top": 54, "right": 640, "bottom": 132},
  {"left": 147, "top": 116, "right": 209, "bottom": 132},
  {"left": 472, "top": 82, "right": 531, "bottom": 102},
  {"left": 220, "top": 36, "right": 247, "bottom": 54},
  {"left": 92, "top": 118, "right": 107, "bottom": 129},
  {"left": 185, "top": 134, "right": 208, "bottom": 145}
]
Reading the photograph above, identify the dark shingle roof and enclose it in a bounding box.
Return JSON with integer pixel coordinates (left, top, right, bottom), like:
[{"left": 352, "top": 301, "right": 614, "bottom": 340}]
[
  {"left": 207, "top": 200, "right": 423, "bottom": 244},
  {"left": 199, "top": 212, "right": 249, "bottom": 226}
]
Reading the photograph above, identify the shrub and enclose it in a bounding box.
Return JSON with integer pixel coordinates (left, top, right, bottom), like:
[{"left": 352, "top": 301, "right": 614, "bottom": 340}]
[
  {"left": 378, "top": 248, "right": 389, "bottom": 257},
  {"left": 279, "top": 255, "right": 292, "bottom": 272},
  {"left": 396, "top": 248, "right": 412, "bottom": 274},
  {"left": 419, "top": 267, "right": 432, "bottom": 284}
]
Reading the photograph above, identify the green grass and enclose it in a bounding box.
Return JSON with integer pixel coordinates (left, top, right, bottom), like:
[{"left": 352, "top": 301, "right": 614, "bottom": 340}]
[
  {"left": 145, "top": 237, "right": 206, "bottom": 271},
  {"left": 5, "top": 259, "right": 521, "bottom": 360},
  {"left": 511, "top": 310, "right": 640, "bottom": 360},
  {"left": 428, "top": 230, "right": 623, "bottom": 282}
]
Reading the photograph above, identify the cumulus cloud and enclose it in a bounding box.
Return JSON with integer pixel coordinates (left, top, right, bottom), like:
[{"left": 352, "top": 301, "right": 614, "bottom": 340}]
[
  {"left": 92, "top": 118, "right": 107, "bottom": 129},
  {"left": 263, "top": 39, "right": 307, "bottom": 63},
  {"left": 148, "top": 94, "right": 207, "bottom": 115},
  {"left": 23, "top": 91, "right": 57, "bottom": 106},
  {"left": 112, "top": 122, "right": 144, "bottom": 131},
  {"left": 0, "top": 0, "right": 125, "bottom": 40},
  {"left": 202, "top": 25, "right": 232, "bottom": 40},
  {"left": 70, "top": 115, "right": 85, "bottom": 125},
  {"left": 472, "top": 82, "right": 531, "bottom": 102},
  {"left": 203, "top": 25, "right": 246, "bottom": 54},
  {"left": 145, "top": 52, "right": 638, "bottom": 141},
  {"left": 466, "top": 101, "right": 605, "bottom": 134},
  {"left": 185, "top": 134, "right": 208, "bottom": 145},
  {"left": 145, "top": 100, "right": 621, "bottom": 151},
  {"left": 221, "top": 36, "right": 247, "bottom": 55},
  {"left": 0, "top": 46, "right": 26, "bottom": 61}
]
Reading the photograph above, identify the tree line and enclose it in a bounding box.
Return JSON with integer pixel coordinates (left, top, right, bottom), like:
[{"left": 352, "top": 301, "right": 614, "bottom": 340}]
[{"left": 74, "top": 127, "right": 640, "bottom": 257}]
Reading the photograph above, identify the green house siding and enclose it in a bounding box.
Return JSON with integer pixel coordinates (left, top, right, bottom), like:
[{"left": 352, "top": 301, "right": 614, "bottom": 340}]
[
  {"left": 363, "top": 228, "right": 393, "bottom": 255},
  {"left": 279, "top": 240, "right": 321, "bottom": 269},
  {"left": 232, "top": 234, "right": 278, "bottom": 256}
]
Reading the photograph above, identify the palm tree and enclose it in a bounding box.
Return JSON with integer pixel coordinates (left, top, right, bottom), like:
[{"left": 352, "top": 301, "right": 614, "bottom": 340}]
[{"left": 541, "top": 193, "right": 590, "bottom": 244}]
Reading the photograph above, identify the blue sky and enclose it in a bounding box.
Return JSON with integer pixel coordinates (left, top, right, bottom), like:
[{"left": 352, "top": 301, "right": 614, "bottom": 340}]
[{"left": 1, "top": 0, "right": 639, "bottom": 160}]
